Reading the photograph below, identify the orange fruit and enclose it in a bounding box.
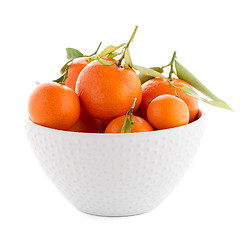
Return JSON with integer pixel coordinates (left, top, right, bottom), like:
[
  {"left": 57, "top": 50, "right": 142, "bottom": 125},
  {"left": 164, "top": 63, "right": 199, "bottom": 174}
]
[
  {"left": 65, "top": 58, "right": 89, "bottom": 91},
  {"left": 105, "top": 115, "right": 153, "bottom": 133},
  {"left": 28, "top": 82, "right": 81, "bottom": 130},
  {"left": 68, "top": 108, "right": 108, "bottom": 133},
  {"left": 75, "top": 60, "right": 142, "bottom": 121},
  {"left": 137, "top": 78, "right": 198, "bottom": 122},
  {"left": 147, "top": 94, "right": 189, "bottom": 130}
]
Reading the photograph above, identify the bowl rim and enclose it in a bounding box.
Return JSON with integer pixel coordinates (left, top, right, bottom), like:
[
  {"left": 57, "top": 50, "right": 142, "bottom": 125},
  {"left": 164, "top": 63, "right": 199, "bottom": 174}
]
[{"left": 26, "top": 109, "right": 204, "bottom": 136}]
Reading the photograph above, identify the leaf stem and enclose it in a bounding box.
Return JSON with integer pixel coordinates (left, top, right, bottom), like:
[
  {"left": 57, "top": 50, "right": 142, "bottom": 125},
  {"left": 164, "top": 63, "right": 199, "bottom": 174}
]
[
  {"left": 128, "top": 97, "right": 137, "bottom": 123},
  {"left": 168, "top": 51, "right": 177, "bottom": 79},
  {"left": 167, "top": 80, "right": 179, "bottom": 97},
  {"left": 163, "top": 51, "right": 178, "bottom": 96},
  {"left": 60, "top": 59, "right": 73, "bottom": 74},
  {"left": 161, "top": 63, "right": 171, "bottom": 69},
  {"left": 121, "top": 98, "right": 137, "bottom": 133},
  {"left": 85, "top": 42, "right": 102, "bottom": 57},
  {"left": 117, "top": 26, "right": 138, "bottom": 67}
]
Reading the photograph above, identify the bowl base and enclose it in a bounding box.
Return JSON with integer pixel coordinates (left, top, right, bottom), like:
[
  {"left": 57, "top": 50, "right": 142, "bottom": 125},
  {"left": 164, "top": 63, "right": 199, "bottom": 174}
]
[{"left": 79, "top": 208, "right": 154, "bottom": 217}]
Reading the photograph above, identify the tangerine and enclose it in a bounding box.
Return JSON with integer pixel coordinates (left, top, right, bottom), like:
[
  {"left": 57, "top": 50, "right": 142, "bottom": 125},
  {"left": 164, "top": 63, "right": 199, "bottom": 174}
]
[
  {"left": 68, "top": 108, "right": 108, "bottom": 133},
  {"left": 65, "top": 58, "right": 89, "bottom": 91},
  {"left": 75, "top": 60, "right": 142, "bottom": 121},
  {"left": 28, "top": 82, "right": 81, "bottom": 130},
  {"left": 105, "top": 115, "right": 153, "bottom": 133},
  {"left": 147, "top": 94, "right": 189, "bottom": 130},
  {"left": 137, "top": 78, "right": 199, "bottom": 122}
]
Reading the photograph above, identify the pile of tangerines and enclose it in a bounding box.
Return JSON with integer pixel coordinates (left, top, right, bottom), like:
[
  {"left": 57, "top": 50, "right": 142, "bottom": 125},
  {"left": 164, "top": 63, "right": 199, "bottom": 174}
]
[{"left": 28, "top": 26, "right": 231, "bottom": 133}]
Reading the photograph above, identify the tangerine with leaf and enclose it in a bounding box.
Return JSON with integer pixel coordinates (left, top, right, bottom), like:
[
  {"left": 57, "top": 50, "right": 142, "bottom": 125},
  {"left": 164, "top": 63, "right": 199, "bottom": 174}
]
[
  {"left": 65, "top": 58, "right": 89, "bottom": 91},
  {"left": 137, "top": 77, "right": 199, "bottom": 122},
  {"left": 105, "top": 98, "right": 153, "bottom": 133},
  {"left": 75, "top": 27, "right": 142, "bottom": 121},
  {"left": 76, "top": 59, "right": 142, "bottom": 121},
  {"left": 59, "top": 43, "right": 102, "bottom": 91}
]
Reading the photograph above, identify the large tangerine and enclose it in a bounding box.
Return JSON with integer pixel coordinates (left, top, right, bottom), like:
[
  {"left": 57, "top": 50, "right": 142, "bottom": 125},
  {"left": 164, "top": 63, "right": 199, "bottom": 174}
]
[{"left": 75, "top": 60, "right": 142, "bottom": 121}]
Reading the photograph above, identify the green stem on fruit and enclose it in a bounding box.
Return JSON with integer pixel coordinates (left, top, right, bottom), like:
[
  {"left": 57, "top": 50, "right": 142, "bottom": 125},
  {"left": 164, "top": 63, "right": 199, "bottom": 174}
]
[
  {"left": 168, "top": 51, "right": 177, "bottom": 79},
  {"left": 61, "top": 42, "right": 102, "bottom": 74},
  {"left": 117, "top": 26, "right": 138, "bottom": 67},
  {"left": 85, "top": 42, "right": 102, "bottom": 57},
  {"left": 167, "top": 79, "right": 179, "bottom": 97},
  {"left": 121, "top": 98, "right": 137, "bottom": 133},
  {"left": 165, "top": 51, "right": 179, "bottom": 97},
  {"left": 60, "top": 59, "right": 73, "bottom": 75},
  {"left": 129, "top": 97, "right": 137, "bottom": 123},
  {"left": 56, "top": 42, "right": 103, "bottom": 84},
  {"left": 161, "top": 63, "right": 171, "bottom": 69}
]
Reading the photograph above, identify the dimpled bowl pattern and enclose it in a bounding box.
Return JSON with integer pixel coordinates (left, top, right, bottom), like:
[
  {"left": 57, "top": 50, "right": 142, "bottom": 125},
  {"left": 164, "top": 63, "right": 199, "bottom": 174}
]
[{"left": 25, "top": 111, "right": 205, "bottom": 217}]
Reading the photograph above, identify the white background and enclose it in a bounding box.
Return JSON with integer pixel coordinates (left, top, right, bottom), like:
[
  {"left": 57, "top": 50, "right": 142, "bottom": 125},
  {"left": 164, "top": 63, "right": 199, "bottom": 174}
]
[{"left": 1, "top": 0, "right": 240, "bottom": 239}]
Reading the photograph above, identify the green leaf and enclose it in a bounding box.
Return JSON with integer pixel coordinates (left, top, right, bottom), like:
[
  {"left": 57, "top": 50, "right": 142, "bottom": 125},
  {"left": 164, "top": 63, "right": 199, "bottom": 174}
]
[
  {"left": 66, "top": 48, "right": 84, "bottom": 60},
  {"left": 133, "top": 65, "right": 166, "bottom": 79},
  {"left": 181, "top": 87, "right": 233, "bottom": 110},
  {"left": 98, "top": 43, "right": 126, "bottom": 58},
  {"left": 53, "top": 65, "right": 69, "bottom": 85},
  {"left": 180, "top": 86, "right": 200, "bottom": 98},
  {"left": 97, "top": 56, "right": 116, "bottom": 66},
  {"left": 175, "top": 60, "right": 216, "bottom": 99},
  {"left": 175, "top": 60, "right": 232, "bottom": 110},
  {"left": 53, "top": 74, "right": 65, "bottom": 84},
  {"left": 128, "top": 26, "right": 138, "bottom": 44},
  {"left": 137, "top": 67, "right": 164, "bottom": 84},
  {"left": 206, "top": 100, "right": 233, "bottom": 109},
  {"left": 121, "top": 117, "right": 132, "bottom": 133},
  {"left": 124, "top": 48, "right": 132, "bottom": 68},
  {"left": 106, "top": 51, "right": 120, "bottom": 59}
]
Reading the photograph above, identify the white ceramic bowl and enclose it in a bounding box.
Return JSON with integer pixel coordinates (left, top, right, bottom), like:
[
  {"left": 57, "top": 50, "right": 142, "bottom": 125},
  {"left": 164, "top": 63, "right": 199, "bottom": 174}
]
[{"left": 25, "top": 110, "right": 205, "bottom": 217}]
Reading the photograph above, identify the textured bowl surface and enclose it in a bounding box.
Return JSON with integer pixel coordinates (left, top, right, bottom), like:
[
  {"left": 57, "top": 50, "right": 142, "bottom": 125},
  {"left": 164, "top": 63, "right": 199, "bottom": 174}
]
[{"left": 25, "top": 111, "right": 205, "bottom": 217}]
